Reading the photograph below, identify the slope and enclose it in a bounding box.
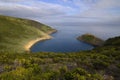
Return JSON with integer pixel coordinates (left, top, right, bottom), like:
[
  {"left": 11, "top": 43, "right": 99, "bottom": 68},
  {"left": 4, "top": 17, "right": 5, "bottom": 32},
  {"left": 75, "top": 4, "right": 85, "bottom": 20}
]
[{"left": 0, "top": 15, "right": 56, "bottom": 53}]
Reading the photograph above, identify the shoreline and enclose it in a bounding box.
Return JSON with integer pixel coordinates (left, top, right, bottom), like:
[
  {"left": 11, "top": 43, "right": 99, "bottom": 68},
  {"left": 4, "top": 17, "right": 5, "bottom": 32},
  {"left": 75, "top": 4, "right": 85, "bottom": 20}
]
[
  {"left": 24, "top": 30, "right": 57, "bottom": 52},
  {"left": 24, "top": 35, "right": 52, "bottom": 52}
]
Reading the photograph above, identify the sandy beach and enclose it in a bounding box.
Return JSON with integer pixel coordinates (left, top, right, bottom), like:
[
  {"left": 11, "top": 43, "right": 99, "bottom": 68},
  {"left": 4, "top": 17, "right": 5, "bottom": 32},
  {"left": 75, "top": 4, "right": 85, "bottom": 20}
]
[{"left": 24, "top": 35, "right": 52, "bottom": 51}]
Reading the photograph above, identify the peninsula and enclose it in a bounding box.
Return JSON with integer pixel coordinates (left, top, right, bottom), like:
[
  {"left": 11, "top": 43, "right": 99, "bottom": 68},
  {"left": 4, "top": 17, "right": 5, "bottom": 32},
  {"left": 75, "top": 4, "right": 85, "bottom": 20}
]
[
  {"left": 0, "top": 15, "right": 56, "bottom": 53},
  {"left": 77, "top": 33, "right": 104, "bottom": 46}
]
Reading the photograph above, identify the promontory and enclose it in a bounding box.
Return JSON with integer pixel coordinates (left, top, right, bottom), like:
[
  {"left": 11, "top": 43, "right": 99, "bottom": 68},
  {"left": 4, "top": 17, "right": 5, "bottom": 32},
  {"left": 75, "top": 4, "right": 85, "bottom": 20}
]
[
  {"left": 77, "top": 33, "right": 104, "bottom": 46},
  {"left": 0, "top": 15, "right": 56, "bottom": 53}
]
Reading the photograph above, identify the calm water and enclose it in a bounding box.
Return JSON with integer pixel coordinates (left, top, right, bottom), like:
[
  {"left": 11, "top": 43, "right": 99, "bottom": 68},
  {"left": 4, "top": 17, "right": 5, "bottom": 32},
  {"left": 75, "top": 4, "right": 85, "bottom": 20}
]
[{"left": 31, "top": 24, "right": 120, "bottom": 53}]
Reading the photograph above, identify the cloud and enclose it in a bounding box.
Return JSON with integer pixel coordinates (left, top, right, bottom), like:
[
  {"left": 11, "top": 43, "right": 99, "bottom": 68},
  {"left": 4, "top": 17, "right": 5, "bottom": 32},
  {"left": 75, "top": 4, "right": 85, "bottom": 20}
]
[
  {"left": 62, "top": 0, "right": 68, "bottom": 2},
  {"left": 0, "top": 1, "right": 72, "bottom": 19},
  {"left": 0, "top": 0, "right": 120, "bottom": 24},
  {"left": 0, "top": 0, "right": 24, "bottom": 2},
  {"left": 80, "top": 0, "right": 120, "bottom": 22},
  {"left": 60, "top": 0, "right": 120, "bottom": 22}
]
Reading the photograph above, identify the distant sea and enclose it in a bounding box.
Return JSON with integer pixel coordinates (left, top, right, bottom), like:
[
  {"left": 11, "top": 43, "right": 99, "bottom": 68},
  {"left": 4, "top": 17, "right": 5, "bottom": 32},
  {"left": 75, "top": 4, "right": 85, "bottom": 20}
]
[{"left": 31, "top": 23, "right": 120, "bottom": 53}]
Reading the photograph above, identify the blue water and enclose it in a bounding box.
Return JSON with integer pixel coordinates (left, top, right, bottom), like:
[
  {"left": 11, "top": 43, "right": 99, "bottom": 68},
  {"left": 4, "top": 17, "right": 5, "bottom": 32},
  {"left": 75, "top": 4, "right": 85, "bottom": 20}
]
[{"left": 31, "top": 24, "right": 120, "bottom": 53}]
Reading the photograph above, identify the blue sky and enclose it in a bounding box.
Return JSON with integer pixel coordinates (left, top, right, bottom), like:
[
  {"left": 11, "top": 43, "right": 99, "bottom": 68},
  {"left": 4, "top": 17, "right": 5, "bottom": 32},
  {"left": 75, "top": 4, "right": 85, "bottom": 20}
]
[{"left": 0, "top": 0, "right": 120, "bottom": 25}]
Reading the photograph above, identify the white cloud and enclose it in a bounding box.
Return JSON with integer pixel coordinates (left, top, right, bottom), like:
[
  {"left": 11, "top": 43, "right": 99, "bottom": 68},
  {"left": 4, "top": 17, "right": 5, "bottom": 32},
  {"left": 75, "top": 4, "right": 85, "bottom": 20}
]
[
  {"left": 0, "top": 0, "right": 24, "bottom": 2},
  {"left": 80, "top": 0, "right": 120, "bottom": 22},
  {"left": 0, "top": 1, "right": 73, "bottom": 19},
  {"left": 0, "top": 0, "right": 120, "bottom": 24},
  {"left": 62, "top": 0, "right": 68, "bottom": 2}
]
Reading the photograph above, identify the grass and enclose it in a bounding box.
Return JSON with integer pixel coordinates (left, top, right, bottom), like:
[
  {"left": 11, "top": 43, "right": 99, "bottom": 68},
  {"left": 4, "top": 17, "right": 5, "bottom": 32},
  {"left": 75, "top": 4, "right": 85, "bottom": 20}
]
[{"left": 0, "top": 15, "right": 55, "bottom": 53}]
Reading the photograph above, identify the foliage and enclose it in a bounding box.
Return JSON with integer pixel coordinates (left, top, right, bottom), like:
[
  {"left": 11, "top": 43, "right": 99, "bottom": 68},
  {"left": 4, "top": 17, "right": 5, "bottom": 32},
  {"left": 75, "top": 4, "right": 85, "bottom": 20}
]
[
  {"left": 104, "top": 36, "right": 120, "bottom": 46},
  {"left": 0, "top": 36, "right": 119, "bottom": 80}
]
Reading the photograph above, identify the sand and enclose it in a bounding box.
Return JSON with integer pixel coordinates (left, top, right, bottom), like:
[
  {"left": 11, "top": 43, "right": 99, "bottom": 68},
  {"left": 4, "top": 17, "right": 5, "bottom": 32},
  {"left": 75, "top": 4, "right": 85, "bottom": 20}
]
[{"left": 24, "top": 35, "right": 52, "bottom": 51}]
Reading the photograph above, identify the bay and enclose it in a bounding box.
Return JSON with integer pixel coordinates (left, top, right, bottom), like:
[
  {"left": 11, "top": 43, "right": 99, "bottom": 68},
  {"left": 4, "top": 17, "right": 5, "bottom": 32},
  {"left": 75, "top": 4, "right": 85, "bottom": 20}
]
[{"left": 31, "top": 24, "right": 120, "bottom": 53}]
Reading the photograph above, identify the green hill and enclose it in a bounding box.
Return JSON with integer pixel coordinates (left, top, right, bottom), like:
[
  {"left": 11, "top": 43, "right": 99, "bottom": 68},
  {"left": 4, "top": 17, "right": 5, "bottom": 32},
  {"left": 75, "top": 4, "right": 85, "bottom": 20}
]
[
  {"left": 0, "top": 15, "right": 56, "bottom": 53},
  {"left": 77, "top": 33, "right": 104, "bottom": 46}
]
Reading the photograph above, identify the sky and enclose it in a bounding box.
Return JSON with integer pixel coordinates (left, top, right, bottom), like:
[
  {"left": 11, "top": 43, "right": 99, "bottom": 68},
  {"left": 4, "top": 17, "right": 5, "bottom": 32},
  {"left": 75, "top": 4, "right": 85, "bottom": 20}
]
[{"left": 0, "top": 0, "right": 120, "bottom": 25}]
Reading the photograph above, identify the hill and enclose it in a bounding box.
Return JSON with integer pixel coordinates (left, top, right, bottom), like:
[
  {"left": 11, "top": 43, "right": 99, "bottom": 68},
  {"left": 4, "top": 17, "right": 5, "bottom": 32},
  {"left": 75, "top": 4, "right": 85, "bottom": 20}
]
[
  {"left": 104, "top": 36, "right": 120, "bottom": 46},
  {"left": 77, "top": 33, "right": 104, "bottom": 46},
  {"left": 0, "top": 15, "right": 56, "bottom": 53}
]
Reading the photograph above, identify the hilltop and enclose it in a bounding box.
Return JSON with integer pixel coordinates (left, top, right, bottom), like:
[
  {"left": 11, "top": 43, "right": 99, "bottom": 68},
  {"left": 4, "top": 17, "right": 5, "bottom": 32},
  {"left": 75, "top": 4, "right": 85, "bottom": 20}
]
[{"left": 0, "top": 15, "right": 56, "bottom": 53}]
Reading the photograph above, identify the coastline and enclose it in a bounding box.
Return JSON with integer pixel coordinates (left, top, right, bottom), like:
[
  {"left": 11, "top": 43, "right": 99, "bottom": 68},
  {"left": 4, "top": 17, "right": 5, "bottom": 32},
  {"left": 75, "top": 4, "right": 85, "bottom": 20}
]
[
  {"left": 24, "top": 30, "right": 57, "bottom": 52},
  {"left": 24, "top": 35, "right": 52, "bottom": 51}
]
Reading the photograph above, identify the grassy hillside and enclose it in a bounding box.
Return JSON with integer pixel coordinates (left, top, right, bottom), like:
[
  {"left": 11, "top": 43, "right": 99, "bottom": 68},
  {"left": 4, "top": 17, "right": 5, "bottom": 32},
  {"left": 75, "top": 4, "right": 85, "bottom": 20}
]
[
  {"left": 0, "top": 15, "right": 55, "bottom": 53},
  {"left": 0, "top": 36, "right": 119, "bottom": 80}
]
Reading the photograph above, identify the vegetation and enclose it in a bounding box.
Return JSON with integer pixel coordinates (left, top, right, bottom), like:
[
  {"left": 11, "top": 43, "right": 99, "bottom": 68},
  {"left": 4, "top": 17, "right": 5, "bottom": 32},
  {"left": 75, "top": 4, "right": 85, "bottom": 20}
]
[
  {"left": 104, "top": 36, "right": 120, "bottom": 46},
  {"left": 0, "top": 36, "right": 119, "bottom": 80},
  {"left": 0, "top": 15, "right": 56, "bottom": 53},
  {"left": 0, "top": 15, "right": 120, "bottom": 80},
  {"left": 77, "top": 33, "right": 104, "bottom": 46}
]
